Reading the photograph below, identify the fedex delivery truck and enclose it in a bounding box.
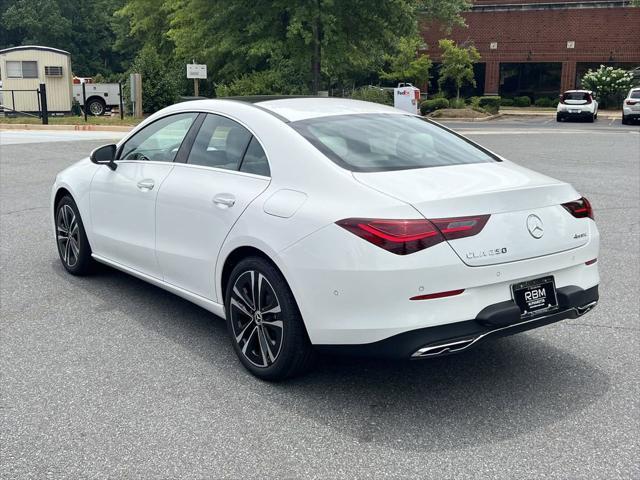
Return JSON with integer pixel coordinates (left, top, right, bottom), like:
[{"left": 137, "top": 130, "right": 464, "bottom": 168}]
[{"left": 394, "top": 83, "right": 421, "bottom": 115}]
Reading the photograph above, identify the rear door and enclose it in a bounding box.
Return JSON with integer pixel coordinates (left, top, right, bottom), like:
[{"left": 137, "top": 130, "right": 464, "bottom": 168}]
[{"left": 155, "top": 113, "right": 270, "bottom": 301}]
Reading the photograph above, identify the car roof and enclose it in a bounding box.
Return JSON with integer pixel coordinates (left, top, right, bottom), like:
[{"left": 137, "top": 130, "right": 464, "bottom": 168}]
[
  {"left": 251, "top": 97, "right": 403, "bottom": 122},
  {"left": 563, "top": 90, "right": 592, "bottom": 94},
  {"left": 161, "top": 97, "right": 406, "bottom": 123}
]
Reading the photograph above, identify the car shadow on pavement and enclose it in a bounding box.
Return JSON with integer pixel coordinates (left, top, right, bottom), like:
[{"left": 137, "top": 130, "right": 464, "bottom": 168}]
[{"left": 53, "top": 260, "right": 611, "bottom": 453}]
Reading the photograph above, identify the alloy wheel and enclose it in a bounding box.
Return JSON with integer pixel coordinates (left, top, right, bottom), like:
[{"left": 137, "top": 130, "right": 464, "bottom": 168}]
[
  {"left": 56, "top": 204, "right": 80, "bottom": 268},
  {"left": 229, "top": 270, "right": 284, "bottom": 368}
]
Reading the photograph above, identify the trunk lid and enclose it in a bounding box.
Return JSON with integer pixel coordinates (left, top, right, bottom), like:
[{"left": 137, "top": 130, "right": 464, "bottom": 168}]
[{"left": 353, "top": 162, "right": 591, "bottom": 266}]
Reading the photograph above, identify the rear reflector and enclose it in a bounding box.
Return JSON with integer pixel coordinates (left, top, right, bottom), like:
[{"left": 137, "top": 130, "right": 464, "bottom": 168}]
[
  {"left": 585, "top": 258, "right": 597, "bottom": 265},
  {"left": 410, "top": 289, "right": 465, "bottom": 301},
  {"left": 336, "top": 215, "right": 490, "bottom": 255},
  {"left": 562, "top": 197, "right": 594, "bottom": 220}
]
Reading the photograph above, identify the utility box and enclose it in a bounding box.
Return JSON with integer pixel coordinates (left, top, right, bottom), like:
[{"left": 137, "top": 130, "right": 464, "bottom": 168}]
[{"left": 393, "top": 83, "right": 421, "bottom": 115}]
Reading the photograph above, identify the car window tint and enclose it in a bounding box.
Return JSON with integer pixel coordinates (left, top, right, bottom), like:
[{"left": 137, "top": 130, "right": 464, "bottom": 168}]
[
  {"left": 120, "top": 113, "right": 197, "bottom": 162},
  {"left": 240, "top": 137, "right": 270, "bottom": 176},
  {"left": 631, "top": 91, "right": 640, "bottom": 99},
  {"left": 188, "top": 114, "right": 252, "bottom": 170},
  {"left": 291, "top": 114, "right": 495, "bottom": 172}
]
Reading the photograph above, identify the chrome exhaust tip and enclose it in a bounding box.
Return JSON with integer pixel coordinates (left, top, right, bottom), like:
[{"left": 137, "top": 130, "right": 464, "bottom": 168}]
[
  {"left": 412, "top": 337, "right": 478, "bottom": 358},
  {"left": 411, "top": 301, "right": 598, "bottom": 359},
  {"left": 575, "top": 301, "right": 597, "bottom": 316}
]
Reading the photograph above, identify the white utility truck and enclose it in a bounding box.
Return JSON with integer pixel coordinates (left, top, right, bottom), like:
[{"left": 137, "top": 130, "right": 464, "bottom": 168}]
[{"left": 72, "top": 79, "right": 121, "bottom": 116}]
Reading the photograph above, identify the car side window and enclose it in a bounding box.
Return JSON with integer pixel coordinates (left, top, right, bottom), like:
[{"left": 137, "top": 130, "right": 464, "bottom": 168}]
[
  {"left": 239, "top": 137, "right": 270, "bottom": 177},
  {"left": 188, "top": 114, "right": 252, "bottom": 170},
  {"left": 119, "top": 113, "right": 197, "bottom": 162}
]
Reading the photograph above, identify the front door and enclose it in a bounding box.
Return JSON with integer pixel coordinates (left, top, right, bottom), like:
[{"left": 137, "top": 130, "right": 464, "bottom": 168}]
[{"left": 90, "top": 112, "right": 199, "bottom": 277}]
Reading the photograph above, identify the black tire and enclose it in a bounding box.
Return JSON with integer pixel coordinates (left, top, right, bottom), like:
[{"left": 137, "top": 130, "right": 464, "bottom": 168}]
[
  {"left": 622, "top": 115, "right": 629, "bottom": 125},
  {"left": 556, "top": 114, "right": 562, "bottom": 122},
  {"left": 86, "top": 98, "right": 106, "bottom": 116},
  {"left": 55, "top": 195, "right": 95, "bottom": 275},
  {"left": 225, "top": 256, "right": 314, "bottom": 381}
]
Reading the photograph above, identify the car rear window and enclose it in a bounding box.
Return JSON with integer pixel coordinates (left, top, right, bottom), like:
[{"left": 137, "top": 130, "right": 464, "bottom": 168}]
[
  {"left": 290, "top": 114, "right": 497, "bottom": 172},
  {"left": 562, "top": 92, "right": 590, "bottom": 102},
  {"left": 631, "top": 91, "right": 640, "bottom": 99}
]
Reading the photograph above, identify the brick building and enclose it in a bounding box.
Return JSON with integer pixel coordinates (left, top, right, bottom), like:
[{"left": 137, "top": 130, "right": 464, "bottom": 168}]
[{"left": 420, "top": 0, "right": 640, "bottom": 98}]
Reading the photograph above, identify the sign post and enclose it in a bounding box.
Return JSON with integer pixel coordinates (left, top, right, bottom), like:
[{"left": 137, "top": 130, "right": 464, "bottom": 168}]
[
  {"left": 187, "top": 62, "right": 207, "bottom": 97},
  {"left": 130, "top": 73, "right": 142, "bottom": 118}
]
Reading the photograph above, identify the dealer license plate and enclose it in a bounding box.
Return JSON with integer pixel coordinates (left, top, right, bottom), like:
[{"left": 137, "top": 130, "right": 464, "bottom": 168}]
[{"left": 511, "top": 276, "right": 558, "bottom": 319}]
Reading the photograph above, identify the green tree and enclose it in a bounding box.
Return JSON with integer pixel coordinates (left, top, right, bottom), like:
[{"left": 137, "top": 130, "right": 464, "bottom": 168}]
[
  {"left": 129, "top": 45, "right": 180, "bottom": 112},
  {"left": 165, "top": 0, "right": 470, "bottom": 94},
  {"left": 380, "top": 36, "right": 432, "bottom": 86},
  {"left": 437, "top": 39, "right": 480, "bottom": 101}
]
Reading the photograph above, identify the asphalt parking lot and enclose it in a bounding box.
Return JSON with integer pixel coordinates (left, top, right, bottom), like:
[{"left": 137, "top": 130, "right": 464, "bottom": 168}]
[{"left": 1, "top": 118, "right": 639, "bottom": 479}]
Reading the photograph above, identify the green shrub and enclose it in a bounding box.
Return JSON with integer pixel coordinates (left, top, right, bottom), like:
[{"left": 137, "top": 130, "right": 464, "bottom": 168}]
[
  {"left": 129, "top": 45, "right": 180, "bottom": 113},
  {"left": 478, "top": 96, "right": 501, "bottom": 114},
  {"left": 500, "top": 98, "right": 514, "bottom": 107},
  {"left": 350, "top": 86, "right": 392, "bottom": 105},
  {"left": 513, "top": 96, "right": 532, "bottom": 107},
  {"left": 216, "top": 69, "right": 309, "bottom": 97},
  {"left": 534, "top": 97, "right": 556, "bottom": 108},
  {"left": 449, "top": 98, "right": 466, "bottom": 109},
  {"left": 420, "top": 97, "right": 449, "bottom": 115},
  {"left": 581, "top": 65, "right": 634, "bottom": 108}
]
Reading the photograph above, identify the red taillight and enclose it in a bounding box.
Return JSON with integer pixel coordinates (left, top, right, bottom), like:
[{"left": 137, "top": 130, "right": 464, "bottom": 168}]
[
  {"left": 626, "top": 99, "right": 639, "bottom": 105},
  {"left": 585, "top": 258, "right": 597, "bottom": 266},
  {"left": 336, "top": 214, "right": 490, "bottom": 255},
  {"left": 562, "top": 197, "right": 594, "bottom": 220},
  {"left": 585, "top": 95, "right": 592, "bottom": 105}
]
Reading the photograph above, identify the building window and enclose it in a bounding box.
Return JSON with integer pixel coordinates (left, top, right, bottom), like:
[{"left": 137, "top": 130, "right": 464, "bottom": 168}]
[
  {"left": 5, "top": 60, "right": 38, "bottom": 79},
  {"left": 45, "top": 66, "right": 63, "bottom": 76}
]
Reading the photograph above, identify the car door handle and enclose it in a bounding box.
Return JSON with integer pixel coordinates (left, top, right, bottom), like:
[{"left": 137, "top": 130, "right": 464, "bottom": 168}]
[
  {"left": 213, "top": 194, "right": 236, "bottom": 208},
  {"left": 136, "top": 179, "right": 155, "bottom": 191}
]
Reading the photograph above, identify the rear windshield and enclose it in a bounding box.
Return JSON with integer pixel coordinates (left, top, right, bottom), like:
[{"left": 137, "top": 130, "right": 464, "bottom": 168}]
[
  {"left": 631, "top": 90, "right": 640, "bottom": 99},
  {"left": 563, "top": 92, "right": 590, "bottom": 102},
  {"left": 290, "top": 114, "right": 497, "bottom": 172}
]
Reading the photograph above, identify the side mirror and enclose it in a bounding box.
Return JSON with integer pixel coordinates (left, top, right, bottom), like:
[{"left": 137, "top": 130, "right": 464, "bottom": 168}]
[{"left": 90, "top": 144, "right": 117, "bottom": 170}]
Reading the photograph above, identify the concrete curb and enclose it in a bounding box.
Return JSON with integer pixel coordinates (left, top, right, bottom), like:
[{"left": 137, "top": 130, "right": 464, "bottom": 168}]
[
  {"left": 427, "top": 113, "right": 503, "bottom": 122},
  {"left": 501, "top": 109, "right": 621, "bottom": 120},
  {"left": 0, "top": 123, "right": 134, "bottom": 132}
]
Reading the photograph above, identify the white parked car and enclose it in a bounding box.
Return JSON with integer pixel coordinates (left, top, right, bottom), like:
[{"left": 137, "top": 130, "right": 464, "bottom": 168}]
[
  {"left": 51, "top": 98, "right": 600, "bottom": 380},
  {"left": 622, "top": 87, "right": 640, "bottom": 125},
  {"left": 557, "top": 90, "right": 598, "bottom": 122}
]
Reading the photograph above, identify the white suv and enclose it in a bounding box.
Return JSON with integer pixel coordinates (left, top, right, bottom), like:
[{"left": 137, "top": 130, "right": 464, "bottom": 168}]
[
  {"left": 557, "top": 90, "right": 598, "bottom": 122},
  {"left": 622, "top": 87, "right": 640, "bottom": 125}
]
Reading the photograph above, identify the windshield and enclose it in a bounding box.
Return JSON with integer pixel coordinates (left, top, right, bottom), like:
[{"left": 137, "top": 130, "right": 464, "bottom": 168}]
[{"left": 290, "top": 114, "right": 497, "bottom": 172}]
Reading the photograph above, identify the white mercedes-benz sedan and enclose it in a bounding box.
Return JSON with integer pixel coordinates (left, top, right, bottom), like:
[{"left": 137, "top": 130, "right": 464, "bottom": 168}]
[{"left": 51, "top": 97, "right": 600, "bottom": 380}]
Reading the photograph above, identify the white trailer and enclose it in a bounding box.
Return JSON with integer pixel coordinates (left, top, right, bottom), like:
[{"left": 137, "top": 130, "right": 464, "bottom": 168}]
[{"left": 73, "top": 82, "right": 121, "bottom": 116}]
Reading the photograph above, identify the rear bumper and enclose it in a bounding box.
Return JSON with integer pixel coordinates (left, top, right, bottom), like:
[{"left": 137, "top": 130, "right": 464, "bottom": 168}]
[
  {"left": 557, "top": 110, "right": 594, "bottom": 119},
  {"left": 315, "top": 285, "right": 598, "bottom": 359},
  {"left": 622, "top": 108, "right": 640, "bottom": 118}
]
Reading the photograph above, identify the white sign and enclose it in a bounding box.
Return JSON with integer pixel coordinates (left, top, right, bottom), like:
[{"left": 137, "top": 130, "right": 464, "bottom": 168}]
[
  {"left": 490, "top": 42, "right": 498, "bottom": 50},
  {"left": 566, "top": 41, "right": 575, "bottom": 49},
  {"left": 187, "top": 64, "right": 207, "bottom": 79}
]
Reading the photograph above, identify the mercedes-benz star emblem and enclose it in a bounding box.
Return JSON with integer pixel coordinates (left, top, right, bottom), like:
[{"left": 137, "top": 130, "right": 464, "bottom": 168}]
[{"left": 527, "top": 214, "right": 544, "bottom": 239}]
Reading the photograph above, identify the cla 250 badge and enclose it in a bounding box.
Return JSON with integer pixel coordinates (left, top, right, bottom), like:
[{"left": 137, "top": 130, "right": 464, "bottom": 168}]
[{"left": 466, "top": 247, "right": 508, "bottom": 260}]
